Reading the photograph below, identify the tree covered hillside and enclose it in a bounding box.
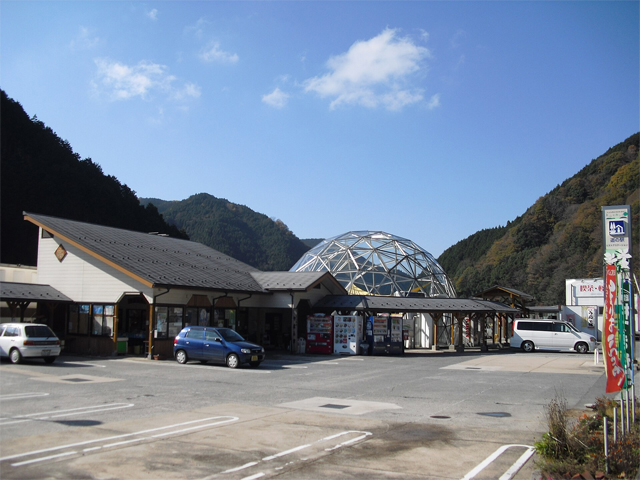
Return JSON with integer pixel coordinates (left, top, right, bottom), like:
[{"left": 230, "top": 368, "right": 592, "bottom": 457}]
[
  {"left": 0, "top": 90, "right": 188, "bottom": 266},
  {"left": 140, "top": 193, "right": 310, "bottom": 271},
  {"left": 438, "top": 133, "right": 639, "bottom": 304}
]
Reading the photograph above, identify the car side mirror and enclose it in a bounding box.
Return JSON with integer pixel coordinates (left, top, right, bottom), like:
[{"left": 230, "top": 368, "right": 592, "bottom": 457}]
[{"left": 215, "top": 337, "right": 222, "bottom": 342}]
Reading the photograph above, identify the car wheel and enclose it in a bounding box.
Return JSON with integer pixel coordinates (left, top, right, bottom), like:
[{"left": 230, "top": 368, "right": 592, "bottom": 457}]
[
  {"left": 175, "top": 350, "right": 188, "bottom": 364},
  {"left": 249, "top": 361, "right": 261, "bottom": 368},
  {"left": 43, "top": 356, "right": 56, "bottom": 364},
  {"left": 9, "top": 348, "right": 23, "bottom": 364},
  {"left": 575, "top": 342, "right": 588, "bottom": 354},
  {"left": 521, "top": 341, "right": 534, "bottom": 353},
  {"left": 226, "top": 353, "right": 240, "bottom": 369}
]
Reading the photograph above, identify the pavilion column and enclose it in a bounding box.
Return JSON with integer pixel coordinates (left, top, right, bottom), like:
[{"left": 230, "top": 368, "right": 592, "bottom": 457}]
[
  {"left": 480, "top": 314, "right": 489, "bottom": 351},
  {"left": 455, "top": 313, "right": 465, "bottom": 353}
]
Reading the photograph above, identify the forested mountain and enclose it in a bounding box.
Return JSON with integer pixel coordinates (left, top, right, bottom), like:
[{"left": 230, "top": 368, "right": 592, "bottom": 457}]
[
  {"left": 438, "top": 133, "right": 639, "bottom": 304},
  {"left": 140, "top": 194, "right": 310, "bottom": 271},
  {"left": 0, "top": 90, "right": 188, "bottom": 266}
]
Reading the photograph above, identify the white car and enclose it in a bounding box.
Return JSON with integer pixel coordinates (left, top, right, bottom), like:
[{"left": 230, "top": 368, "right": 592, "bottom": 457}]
[
  {"left": 0, "top": 323, "right": 61, "bottom": 364},
  {"left": 511, "top": 318, "right": 596, "bottom": 353}
]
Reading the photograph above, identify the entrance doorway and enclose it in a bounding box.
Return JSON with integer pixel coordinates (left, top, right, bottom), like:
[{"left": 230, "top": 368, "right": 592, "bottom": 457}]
[{"left": 117, "top": 295, "right": 149, "bottom": 355}]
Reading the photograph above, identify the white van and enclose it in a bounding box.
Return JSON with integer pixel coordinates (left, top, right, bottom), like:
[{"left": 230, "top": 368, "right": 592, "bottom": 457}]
[{"left": 511, "top": 319, "right": 596, "bottom": 353}]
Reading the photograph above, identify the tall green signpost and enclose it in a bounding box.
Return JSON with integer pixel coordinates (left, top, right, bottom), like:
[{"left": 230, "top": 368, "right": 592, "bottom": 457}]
[{"left": 602, "top": 205, "right": 635, "bottom": 431}]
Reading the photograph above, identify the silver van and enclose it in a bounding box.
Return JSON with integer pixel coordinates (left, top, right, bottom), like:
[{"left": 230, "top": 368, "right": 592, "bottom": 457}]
[{"left": 511, "top": 319, "right": 596, "bottom": 353}]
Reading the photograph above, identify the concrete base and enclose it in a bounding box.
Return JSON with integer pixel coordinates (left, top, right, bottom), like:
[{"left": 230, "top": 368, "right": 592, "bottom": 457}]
[
  {"left": 480, "top": 344, "right": 489, "bottom": 352},
  {"left": 455, "top": 345, "right": 465, "bottom": 353}
]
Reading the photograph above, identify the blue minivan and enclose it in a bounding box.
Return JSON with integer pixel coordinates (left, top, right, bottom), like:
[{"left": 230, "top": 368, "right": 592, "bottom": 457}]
[{"left": 173, "top": 326, "right": 265, "bottom": 368}]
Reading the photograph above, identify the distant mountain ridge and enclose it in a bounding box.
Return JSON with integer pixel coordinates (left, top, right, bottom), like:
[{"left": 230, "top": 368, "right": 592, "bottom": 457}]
[
  {"left": 437, "top": 133, "right": 639, "bottom": 304},
  {"left": 140, "top": 194, "right": 311, "bottom": 271}
]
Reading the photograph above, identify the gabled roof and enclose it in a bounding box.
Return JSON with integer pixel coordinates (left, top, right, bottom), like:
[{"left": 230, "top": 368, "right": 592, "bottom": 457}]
[
  {"left": 474, "top": 285, "right": 535, "bottom": 303},
  {"left": 312, "top": 295, "right": 519, "bottom": 314},
  {"left": 251, "top": 271, "right": 347, "bottom": 293},
  {"left": 0, "top": 281, "right": 72, "bottom": 302},
  {"left": 25, "top": 212, "right": 265, "bottom": 293}
]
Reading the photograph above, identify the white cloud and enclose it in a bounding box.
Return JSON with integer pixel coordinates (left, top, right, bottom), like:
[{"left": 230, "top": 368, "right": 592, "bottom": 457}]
[
  {"left": 198, "top": 42, "right": 239, "bottom": 64},
  {"left": 262, "top": 88, "right": 289, "bottom": 108},
  {"left": 93, "top": 58, "right": 200, "bottom": 103},
  {"left": 185, "top": 17, "right": 209, "bottom": 38},
  {"left": 303, "top": 28, "right": 431, "bottom": 111},
  {"left": 426, "top": 93, "right": 441, "bottom": 110},
  {"left": 70, "top": 26, "right": 100, "bottom": 50},
  {"left": 147, "top": 9, "right": 158, "bottom": 21},
  {"left": 174, "top": 82, "right": 202, "bottom": 100}
]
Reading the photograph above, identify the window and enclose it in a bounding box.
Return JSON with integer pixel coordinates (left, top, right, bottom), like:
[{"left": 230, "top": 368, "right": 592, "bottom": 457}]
[
  {"left": 553, "top": 323, "right": 569, "bottom": 333},
  {"left": 5, "top": 327, "right": 20, "bottom": 337},
  {"left": 186, "top": 328, "right": 204, "bottom": 339},
  {"left": 92, "top": 305, "right": 115, "bottom": 336},
  {"left": 205, "top": 330, "right": 220, "bottom": 341},
  {"left": 155, "top": 306, "right": 168, "bottom": 338},
  {"left": 155, "top": 306, "right": 183, "bottom": 338},
  {"left": 518, "top": 321, "right": 551, "bottom": 332},
  {"left": 168, "top": 307, "right": 183, "bottom": 338},
  {"left": 68, "top": 304, "right": 90, "bottom": 335},
  {"left": 92, "top": 305, "right": 103, "bottom": 335},
  {"left": 69, "top": 305, "right": 79, "bottom": 334},
  {"left": 25, "top": 325, "right": 56, "bottom": 338}
]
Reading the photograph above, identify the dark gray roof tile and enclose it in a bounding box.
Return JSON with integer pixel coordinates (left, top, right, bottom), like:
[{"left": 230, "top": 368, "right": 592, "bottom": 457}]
[
  {"left": 25, "top": 213, "right": 264, "bottom": 293},
  {"left": 0, "top": 282, "right": 72, "bottom": 302}
]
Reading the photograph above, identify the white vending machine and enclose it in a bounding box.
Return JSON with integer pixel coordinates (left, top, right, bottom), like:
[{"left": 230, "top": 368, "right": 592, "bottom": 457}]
[{"left": 333, "top": 315, "right": 363, "bottom": 355}]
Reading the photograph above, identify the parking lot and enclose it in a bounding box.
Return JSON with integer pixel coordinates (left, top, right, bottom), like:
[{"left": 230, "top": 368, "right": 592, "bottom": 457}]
[{"left": 0, "top": 349, "right": 606, "bottom": 479}]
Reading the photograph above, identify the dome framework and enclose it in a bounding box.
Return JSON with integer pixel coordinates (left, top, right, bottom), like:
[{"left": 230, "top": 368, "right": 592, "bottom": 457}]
[{"left": 290, "top": 231, "right": 456, "bottom": 298}]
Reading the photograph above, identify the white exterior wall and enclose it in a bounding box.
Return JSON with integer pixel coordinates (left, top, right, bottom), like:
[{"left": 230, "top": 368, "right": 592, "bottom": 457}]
[
  {"left": 402, "top": 313, "right": 432, "bottom": 348},
  {"left": 564, "top": 278, "right": 604, "bottom": 342},
  {"left": 37, "top": 231, "right": 152, "bottom": 304},
  {"left": 565, "top": 278, "right": 604, "bottom": 307},
  {"left": 0, "top": 265, "right": 38, "bottom": 284}
]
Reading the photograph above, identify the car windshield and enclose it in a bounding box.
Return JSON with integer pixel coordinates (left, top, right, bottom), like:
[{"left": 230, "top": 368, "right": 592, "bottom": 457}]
[
  {"left": 25, "top": 325, "right": 56, "bottom": 338},
  {"left": 217, "top": 328, "right": 245, "bottom": 343}
]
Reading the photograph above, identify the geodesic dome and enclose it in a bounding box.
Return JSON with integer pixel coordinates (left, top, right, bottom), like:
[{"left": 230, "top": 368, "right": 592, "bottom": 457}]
[{"left": 290, "top": 231, "right": 456, "bottom": 298}]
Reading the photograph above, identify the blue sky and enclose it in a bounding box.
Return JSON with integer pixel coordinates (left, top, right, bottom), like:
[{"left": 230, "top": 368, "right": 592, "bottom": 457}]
[{"left": 2, "top": 1, "right": 638, "bottom": 258}]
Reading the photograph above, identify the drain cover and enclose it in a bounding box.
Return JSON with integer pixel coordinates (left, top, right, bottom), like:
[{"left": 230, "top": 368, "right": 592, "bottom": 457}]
[
  {"left": 63, "top": 378, "right": 91, "bottom": 383},
  {"left": 477, "top": 412, "right": 511, "bottom": 418},
  {"left": 430, "top": 415, "right": 451, "bottom": 419},
  {"left": 320, "top": 404, "right": 349, "bottom": 409}
]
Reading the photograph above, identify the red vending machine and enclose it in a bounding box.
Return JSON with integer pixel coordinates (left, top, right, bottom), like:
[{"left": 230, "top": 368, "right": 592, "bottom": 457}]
[{"left": 306, "top": 314, "right": 333, "bottom": 354}]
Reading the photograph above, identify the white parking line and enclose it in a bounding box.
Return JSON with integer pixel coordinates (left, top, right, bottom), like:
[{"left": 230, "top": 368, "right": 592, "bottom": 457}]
[
  {"left": 1, "top": 416, "right": 239, "bottom": 466},
  {"left": 0, "top": 392, "right": 49, "bottom": 401},
  {"left": 461, "top": 444, "right": 534, "bottom": 480},
  {"left": 60, "top": 361, "right": 106, "bottom": 368},
  {"left": 215, "top": 430, "right": 372, "bottom": 478},
  {"left": 0, "top": 403, "right": 134, "bottom": 426}
]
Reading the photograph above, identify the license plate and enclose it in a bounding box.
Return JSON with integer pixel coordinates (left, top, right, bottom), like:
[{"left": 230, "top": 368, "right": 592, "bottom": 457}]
[
  {"left": 251, "top": 355, "right": 258, "bottom": 361},
  {"left": 42, "top": 349, "right": 51, "bottom": 356}
]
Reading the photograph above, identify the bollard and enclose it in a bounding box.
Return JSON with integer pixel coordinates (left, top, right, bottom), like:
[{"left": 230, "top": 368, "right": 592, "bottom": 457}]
[
  {"left": 633, "top": 385, "right": 636, "bottom": 424},
  {"left": 625, "top": 389, "right": 630, "bottom": 434},
  {"left": 603, "top": 416, "right": 609, "bottom": 475}
]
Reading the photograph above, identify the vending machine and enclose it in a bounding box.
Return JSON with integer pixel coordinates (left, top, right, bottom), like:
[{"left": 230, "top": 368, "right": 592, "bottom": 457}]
[
  {"left": 306, "top": 314, "right": 333, "bottom": 354},
  {"left": 366, "top": 314, "right": 404, "bottom": 355},
  {"left": 333, "top": 315, "right": 363, "bottom": 355}
]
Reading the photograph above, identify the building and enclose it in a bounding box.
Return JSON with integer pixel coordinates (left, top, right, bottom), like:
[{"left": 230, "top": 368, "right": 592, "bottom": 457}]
[{"left": 1, "top": 213, "right": 346, "bottom": 357}]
